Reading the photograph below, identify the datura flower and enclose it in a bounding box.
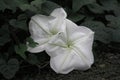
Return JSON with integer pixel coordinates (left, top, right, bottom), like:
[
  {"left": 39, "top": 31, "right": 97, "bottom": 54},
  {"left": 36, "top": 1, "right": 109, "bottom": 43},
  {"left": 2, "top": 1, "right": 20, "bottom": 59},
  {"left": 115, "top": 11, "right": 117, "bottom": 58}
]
[
  {"left": 28, "top": 7, "right": 94, "bottom": 74},
  {"left": 46, "top": 19, "right": 94, "bottom": 74},
  {"left": 27, "top": 8, "right": 67, "bottom": 53}
]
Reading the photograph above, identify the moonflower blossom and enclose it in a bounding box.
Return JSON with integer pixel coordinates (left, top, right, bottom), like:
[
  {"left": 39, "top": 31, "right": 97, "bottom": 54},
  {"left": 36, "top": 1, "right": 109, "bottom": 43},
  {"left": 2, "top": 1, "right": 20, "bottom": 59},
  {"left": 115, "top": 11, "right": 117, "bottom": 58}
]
[
  {"left": 46, "top": 19, "right": 94, "bottom": 74},
  {"left": 27, "top": 8, "right": 67, "bottom": 53},
  {"left": 28, "top": 7, "right": 94, "bottom": 74}
]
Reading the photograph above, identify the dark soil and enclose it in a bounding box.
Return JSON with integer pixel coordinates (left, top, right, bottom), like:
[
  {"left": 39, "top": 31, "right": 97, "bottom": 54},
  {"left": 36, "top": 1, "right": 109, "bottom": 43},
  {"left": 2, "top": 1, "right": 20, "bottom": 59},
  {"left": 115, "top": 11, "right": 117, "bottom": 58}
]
[{"left": 1, "top": 43, "right": 120, "bottom": 80}]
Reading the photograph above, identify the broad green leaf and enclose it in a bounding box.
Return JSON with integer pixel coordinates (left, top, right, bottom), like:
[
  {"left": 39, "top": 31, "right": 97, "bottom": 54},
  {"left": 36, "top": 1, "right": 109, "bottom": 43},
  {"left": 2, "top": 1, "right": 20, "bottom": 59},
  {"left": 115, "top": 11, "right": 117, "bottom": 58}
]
[
  {"left": 31, "top": 0, "right": 46, "bottom": 9},
  {"left": 20, "top": 4, "right": 37, "bottom": 12},
  {"left": 26, "top": 37, "right": 38, "bottom": 48},
  {"left": 85, "top": 16, "right": 94, "bottom": 21},
  {"left": 15, "top": 44, "right": 27, "bottom": 59},
  {"left": 105, "top": 15, "right": 120, "bottom": 42},
  {"left": 0, "top": 0, "right": 28, "bottom": 12},
  {"left": 112, "top": 29, "right": 120, "bottom": 42},
  {"left": 114, "top": 7, "right": 120, "bottom": 16},
  {"left": 72, "top": 0, "right": 96, "bottom": 12},
  {"left": 81, "top": 21, "right": 112, "bottom": 43},
  {"left": 87, "top": 3, "right": 104, "bottom": 14},
  {"left": 41, "top": 1, "right": 60, "bottom": 15},
  {"left": 0, "top": 0, "right": 17, "bottom": 11},
  {"left": 9, "top": 14, "right": 28, "bottom": 31},
  {"left": 0, "top": 58, "right": 19, "bottom": 79},
  {"left": 0, "top": 0, "right": 7, "bottom": 11},
  {"left": 105, "top": 15, "right": 120, "bottom": 29},
  {"left": 99, "top": 0, "right": 118, "bottom": 11},
  {"left": 20, "top": 0, "right": 46, "bottom": 13},
  {"left": 68, "top": 13, "right": 85, "bottom": 22},
  {"left": 99, "top": 0, "right": 120, "bottom": 16}
]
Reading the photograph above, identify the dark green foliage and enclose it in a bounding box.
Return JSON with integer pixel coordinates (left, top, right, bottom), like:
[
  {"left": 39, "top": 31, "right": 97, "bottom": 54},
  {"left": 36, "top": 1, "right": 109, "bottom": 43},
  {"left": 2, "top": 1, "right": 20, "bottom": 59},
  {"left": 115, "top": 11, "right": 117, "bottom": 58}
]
[
  {"left": 87, "top": 3, "right": 104, "bottom": 14},
  {"left": 20, "top": 0, "right": 46, "bottom": 13},
  {"left": 81, "top": 21, "right": 112, "bottom": 43},
  {"left": 0, "top": 0, "right": 120, "bottom": 79},
  {"left": 0, "top": 0, "right": 28, "bottom": 12},
  {"left": 99, "top": 0, "right": 118, "bottom": 11},
  {"left": 105, "top": 15, "right": 120, "bottom": 42},
  {"left": 41, "top": 1, "right": 60, "bottom": 14},
  {"left": 26, "top": 37, "right": 38, "bottom": 48},
  {"left": 72, "top": 0, "right": 96, "bottom": 12},
  {"left": 9, "top": 14, "right": 28, "bottom": 31},
  {"left": 15, "top": 44, "right": 27, "bottom": 59},
  {"left": 68, "top": 13, "right": 85, "bottom": 22},
  {"left": 0, "top": 25, "right": 10, "bottom": 46},
  {"left": 0, "top": 59, "right": 19, "bottom": 79}
]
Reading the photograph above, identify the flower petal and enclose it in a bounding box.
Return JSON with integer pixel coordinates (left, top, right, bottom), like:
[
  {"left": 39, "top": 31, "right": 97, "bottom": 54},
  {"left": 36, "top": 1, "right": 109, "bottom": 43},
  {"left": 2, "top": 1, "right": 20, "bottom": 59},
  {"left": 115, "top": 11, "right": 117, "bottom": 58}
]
[
  {"left": 50, "top": 8, "right": 67, "bottom": 18},
  {"left": 49, "top": 48, "right": 74, "bottom": 74},
  {"left": 29, "top": 20, "right": 49, "bottom": 40},
  {"left": 30, "top": 14, "right": 55, "bottom": 36},
  {"left": 46, "top": 37, "right": 66, "bottom": 57},
  {"left": 65, "top": 19, "right": 85, "bottom": 42},
  {"left": 65, "top": 19, "right": 94, "bottom": 42},
  {"left": 47, "top": 18, "right": 94, "bottom": 73},
  {"left": 49, "top": 8, "right": 67, "bottom": 35},
  {"left": 78, "top": 26, "right": 94, "bottom": 35},
  {"left": 28, "top": 14, "right": 57, "bottom": 53},
  {"left": 27, "top": 44, "right": 47, "bottom": 53},
  {"left": 71, "top": 49, "right": 92, "bottom": 70},
  {"left": 27, "top": 38, "right": 49, "bottom": 53},
  {"left": 71, "top": 27, "right": 94, "bottom": 68},
  {"left": 73, "top": 32, "right": 94, "bottom": 67}
]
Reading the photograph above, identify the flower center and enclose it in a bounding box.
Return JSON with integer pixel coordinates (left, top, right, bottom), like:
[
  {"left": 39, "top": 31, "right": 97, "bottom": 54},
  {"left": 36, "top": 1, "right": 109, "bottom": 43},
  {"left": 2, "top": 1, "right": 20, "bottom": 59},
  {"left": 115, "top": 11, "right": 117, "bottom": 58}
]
[
  {"left": 66, "top": 40, "right": 73, "bottom": 48},
  {"left": 50, "top": 28, "right": 58, "bottom": 35}
]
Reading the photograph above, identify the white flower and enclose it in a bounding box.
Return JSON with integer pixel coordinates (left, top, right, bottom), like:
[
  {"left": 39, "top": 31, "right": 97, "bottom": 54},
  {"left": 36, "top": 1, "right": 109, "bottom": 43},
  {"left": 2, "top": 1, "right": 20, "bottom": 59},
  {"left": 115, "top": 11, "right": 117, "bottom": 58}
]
[
  {"left": 46, "top": 19, "right": 94, "bottom": 74},
  {"left": 27, "top": 8, "right": 67, "bottom": 53},
  {"left": 27, "top": 7, "right": 94, "bottom": 74}
]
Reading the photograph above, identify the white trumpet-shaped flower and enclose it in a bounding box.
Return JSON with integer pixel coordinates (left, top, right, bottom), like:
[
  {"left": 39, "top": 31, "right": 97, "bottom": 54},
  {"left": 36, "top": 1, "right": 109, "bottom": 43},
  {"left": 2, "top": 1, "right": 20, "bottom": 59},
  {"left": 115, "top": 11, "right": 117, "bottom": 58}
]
[
  {"left": 28, "top": 7, "right": 94, "bottom": 74},
  {"left": 27, "top": 8, "right": 67, "bottom": 53},
  {"left": 46, "top": 19, "right": 94, "bottom": 74}
]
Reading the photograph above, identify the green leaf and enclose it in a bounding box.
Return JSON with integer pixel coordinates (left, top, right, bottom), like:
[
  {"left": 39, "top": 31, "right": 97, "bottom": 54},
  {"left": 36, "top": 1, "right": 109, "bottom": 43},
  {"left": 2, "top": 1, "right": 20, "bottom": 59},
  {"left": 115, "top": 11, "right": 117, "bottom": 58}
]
[
  {"left": 87, "top": 3, "right": 104, "bottom": 14},
  {"left": 0, "top": 58, "right": 19, "bottom": 79},
  {"left": 9, "top": 14, "right": 28, "bottom": 31},
  {"left": 72, "top": 0, "right": 96, "bottom": 12},
  {"left": 114, "top": 7, "right": 120, "bottom": 16},
  {"left": 20, "top": 0, "right": 46, "bottom": 13},
  {"left": 68, "top": 13, "right": 85, "bottom": 22},
  {"left": 99, "top": 0, "right": 118, "bottom": 11},
  {"left": 0, "top": 0, "right": 7, "bottom": 11},
  {"left": 81, "top": 21, "right": 112, "bottom": 43},
  {"left": 26, "top": 37, "right": 38, "bottom": 48},
  {"left": 99, "top": 0, "right": 120, "bottom": 16},
  {"left": 31, "top": 0, "right": 46, "bottom": 9},
  {"left": 41, "top": 1, "right": 60, "bottom": 15},
  {"left": 15, "top": 44, "right": 27, "bottom": 59},
  {"left": 20, "top": 4, "right": 37, "bottom": 12},
  {"left": 112, "top": 29, "right": 120, "bottom": 42},
  {"left": 105, "top": 15, "right": 120, "bottom": 29},
  {"left": 105, "top": 15, "right": 120, "bottom": 42},
  {"left": 0, "top": 0, "right": 28, "bottom": 12}
]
